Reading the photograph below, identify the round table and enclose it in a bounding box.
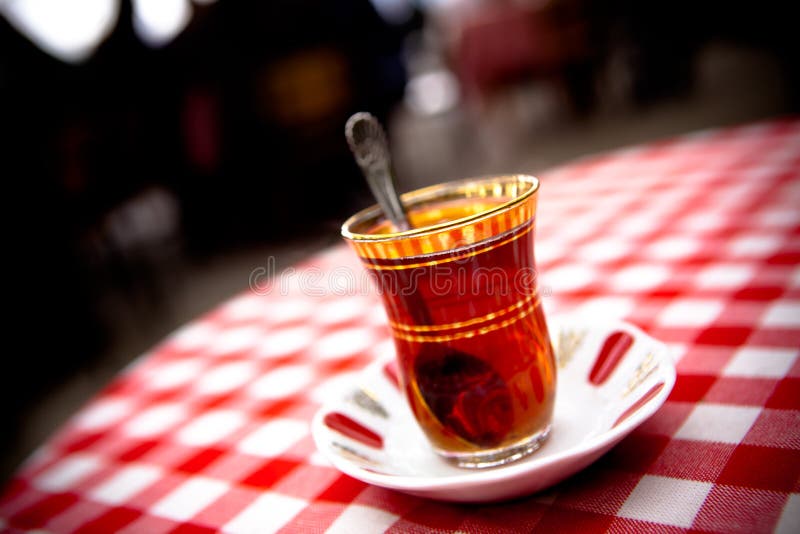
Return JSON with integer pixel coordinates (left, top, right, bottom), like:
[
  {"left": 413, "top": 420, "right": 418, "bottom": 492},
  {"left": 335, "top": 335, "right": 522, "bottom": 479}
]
[{"left": 2, "top": 119, "right": 799, "bottom": 532}]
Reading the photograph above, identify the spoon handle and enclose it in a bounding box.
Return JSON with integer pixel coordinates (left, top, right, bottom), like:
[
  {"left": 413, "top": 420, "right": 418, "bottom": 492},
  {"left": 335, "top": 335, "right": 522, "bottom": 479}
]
[
  {"left": 345, "top": 112, "right": 411, "bottom": 232},
  {"left": 367, "top": 166, "right": 410, "bottom": 233}
]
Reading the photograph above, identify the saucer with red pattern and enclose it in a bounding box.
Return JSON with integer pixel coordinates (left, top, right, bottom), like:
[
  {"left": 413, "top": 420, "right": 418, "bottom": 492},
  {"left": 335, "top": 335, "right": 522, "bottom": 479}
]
[{"left": 311, "top": 318, "right": 675, "bottom": 502}]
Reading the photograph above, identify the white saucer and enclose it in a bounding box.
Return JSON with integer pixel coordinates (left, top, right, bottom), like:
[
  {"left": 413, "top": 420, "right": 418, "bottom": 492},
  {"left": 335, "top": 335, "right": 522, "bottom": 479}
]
[{"left": 311, "top": 317, "right": 675, "bottom": 502}]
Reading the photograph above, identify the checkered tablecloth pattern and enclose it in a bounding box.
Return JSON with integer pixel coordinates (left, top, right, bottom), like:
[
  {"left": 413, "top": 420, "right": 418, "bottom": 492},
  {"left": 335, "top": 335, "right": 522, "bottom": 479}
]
[{"left": 1, "top": 119, "right": 799, "bottom": 533}]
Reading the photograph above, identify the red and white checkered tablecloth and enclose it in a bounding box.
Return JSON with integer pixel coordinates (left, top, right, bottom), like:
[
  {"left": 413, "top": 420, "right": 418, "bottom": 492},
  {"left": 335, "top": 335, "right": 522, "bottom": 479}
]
[{"left": 1, "top": 119, "right": 799, "bottom": 533}]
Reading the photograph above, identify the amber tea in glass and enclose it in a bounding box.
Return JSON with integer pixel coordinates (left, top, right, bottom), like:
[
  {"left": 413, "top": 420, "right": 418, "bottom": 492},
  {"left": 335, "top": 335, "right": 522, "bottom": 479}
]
[{"left": 342, "top": 175, "right": 556, "bottom": 468}]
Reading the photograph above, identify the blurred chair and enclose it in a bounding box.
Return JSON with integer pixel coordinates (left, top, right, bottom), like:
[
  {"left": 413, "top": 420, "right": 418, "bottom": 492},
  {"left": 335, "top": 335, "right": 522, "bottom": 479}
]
[{"left": 441, "top": 0, "right": 597, "bottom": 115}]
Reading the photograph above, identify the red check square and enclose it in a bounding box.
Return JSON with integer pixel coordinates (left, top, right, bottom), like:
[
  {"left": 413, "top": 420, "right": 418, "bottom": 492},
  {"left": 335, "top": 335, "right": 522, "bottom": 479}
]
[
  {"left": 553, "top": 467, "right": 641, "bottom": 514},
  {"left": 170, "top": 522, "right": 218, "bottom": 534},
  {"left": 647, "top": 440, "right": 735, "bottom": 481},
  {"left": 694, "top": 327, "right": 752, "bottom": 346},
  {"left": 611, "top": 517, "right": 690, "bottom": 532},
  {"left": 693, "top": 485, "right": 788, "bottom": 532},
  {"left": 240, "top": 458, "right": 300, "bottom": 489},
  {"left": 316, "top": 475, "right": 367, "bottom": 504},
  {"left": 676, "top": 346, "right": 734, "bottom": 375},
  {"left": 743, "top": 408, "right": 800, "bottom": 448},
  {"left": 717, "top": 445, "right": 800, "bottom": 491},
  {"left": 602, "top": 434, "right": 670, "bottom": 472},
  {"left": 534, "top": 508, "right": 615, "bottom": 532},
  {"left": 73, "top": 506, "right": 142, "bottom": 534},
  {"left": 704, "top": 377, "right": 778, "bottom": 406},
  {"left": 458, "top": 501, "right": 549, "bottom": 532},
  {"left": 10, "top": 493, "right": 79, "bottom": 530},
  {"left": 636, "top": 401, "right": 694, "bottom": 437},
  {"left": 175, "top": 448, "right": 226, "bottom": 474},
  {"left": 766, "top": 377, "right": 800, "bottom": 409},
  {"left": 668, "top": 375, "right": 716, "bottom": 403}
]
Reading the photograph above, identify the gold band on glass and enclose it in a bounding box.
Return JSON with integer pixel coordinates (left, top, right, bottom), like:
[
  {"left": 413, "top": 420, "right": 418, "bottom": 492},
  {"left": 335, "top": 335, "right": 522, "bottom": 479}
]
[
  {"left": 349, "top": 199, "right": 534, "bottom": 260},
  {"left": 341, "top": 175, "right": 539, "bottom": 260},
  {"left": 389, "top": 291, "right": 539, "bottom": 333},
  {"left": 390, "top": 294, "right": 542, "bottom": 343},
  {"left": 359, "top": 220, "right": 534, "bottom": 271}
]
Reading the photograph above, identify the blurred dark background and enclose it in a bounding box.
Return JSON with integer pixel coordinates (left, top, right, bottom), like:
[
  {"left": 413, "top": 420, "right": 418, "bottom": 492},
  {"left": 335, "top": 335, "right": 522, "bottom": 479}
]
[{"left": 1, "top": 0, "right": 797, "bottom": 481}]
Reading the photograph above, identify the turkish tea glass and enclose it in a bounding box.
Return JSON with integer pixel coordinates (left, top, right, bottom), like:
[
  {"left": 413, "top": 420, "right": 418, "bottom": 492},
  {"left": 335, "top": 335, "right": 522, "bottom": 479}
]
[{"left": 341, "top": 175, "right": 556, "bottom": 468}]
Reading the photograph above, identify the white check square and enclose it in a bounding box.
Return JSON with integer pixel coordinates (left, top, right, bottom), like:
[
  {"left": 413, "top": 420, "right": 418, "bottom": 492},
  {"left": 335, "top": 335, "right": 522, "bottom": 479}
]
[
  {"left": 611, "top": 264, "right": 670, "bottom": 292},
  {"left": 612, "top": 213, "right": 659, "bottom": 237},
  {"left": 177, "top": 410, "right": 247, "bottom": 446},
  {"left": 222, "top": 492, "right": 306, "bottom": 533},
  {"left": 535, "top": 240, "right": 565, "bottom": 264},
  {"left": 124, "top": 403, "right": 185, "bottom": 438},
  {"left": 757, "top": 208, "right": 800, "bottom": 228},
  {"left": 88, "top": 464, "right": 161, "bottom": 505},
  {"left": 695, "top": 264, "right": 754, "bottom": 289},
  {"left": 675, "top": 403, "right": 761, "bottom": 444},
  {"left": 543, "top": 264, "right": 597, "bottom": 292},
  {"left": 575, "top": 297, "right": 636, "bottom": 320},
  {"left": 646, "top": 237, "right": 699, "bottom": 260},
  {"left": 762, "top": 301, "right": 800, "bottom": 328},
  {"left": 208, "top": 325, "right": 264, "bottom": 355},
  {"left": 657, "top": 299, "right": 723, "bottom": 327},
  {"left": 724, "top": 347, "right": 798, "bottom": 378},
  {"left": 776, "top": 493, "right": 800, "bottom": 534},
  {"left": 678, "top": 212, "right": 726, "bottom": 233},
  {"left": 257, "top": 326, "right": 314, "bottom": 359},
  {"left": 326, "top": 504, "right": 399, "bottom": 534},
  {"left": 248, "top": 365, "right": 314, "bottom": 400},
  {"left": 195, "top": 362, "right": 257, "bottom": 394},
  {"left": 313, "top": 297, "right": 371, "bottom": 325},
  {"left": 222, "top": 295, "right": 269, "bottom": 320},
  {"left": 576, "top": 238, "right": 631, "bottom": 263},
  {"left": 150, "top": 477, "right": 228, "bottom": 522},
  {"left": 312, "top": 328, "right": 377, "bottom": 361},
  {"left": 238, "top": 419, "right": 308, "bottom": 458},
  {"left": 170, "top": 322, "right": 217, "bottom": 350},
  {"left": 729, "top": 234, "right": 783, "bottom": 257},
  {"left": 619, "top": 475, "right": 712, "bottom": 528},
  {"left": 73, "top": 398, "right": 133, "bottom": 430},
  {"left": 34, "top": 454, "right": 101, "bottom": 492},
  {"left": 148, "top": 360, "right": 204, "bottom": 391}
]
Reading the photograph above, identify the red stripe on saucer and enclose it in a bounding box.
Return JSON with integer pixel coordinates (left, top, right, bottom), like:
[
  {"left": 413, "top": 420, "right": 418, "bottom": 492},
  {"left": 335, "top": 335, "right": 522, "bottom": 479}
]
[
  {"left": 324, "top": 412, "right": 384, "bottom": 448},
  {"left": 383, "top": 361, "right": 401, "bottom": 389},
  {"left": 613, "top": 382, "right": 665, "bottom": 428},
  {"left": 589, "top": 331, "right": 634, "bottom": 385}
]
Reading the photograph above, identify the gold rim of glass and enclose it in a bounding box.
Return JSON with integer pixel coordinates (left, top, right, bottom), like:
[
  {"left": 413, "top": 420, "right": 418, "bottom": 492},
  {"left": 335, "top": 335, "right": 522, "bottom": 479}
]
[{"left": 341, "top": 174, "right": 539, "bottom": 242}]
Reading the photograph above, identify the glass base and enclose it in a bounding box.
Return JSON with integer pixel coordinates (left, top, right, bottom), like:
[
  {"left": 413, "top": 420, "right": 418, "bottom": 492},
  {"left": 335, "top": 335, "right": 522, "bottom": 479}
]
[{"left": 438, "top": 424, "right": 552, "bottom": 469}]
